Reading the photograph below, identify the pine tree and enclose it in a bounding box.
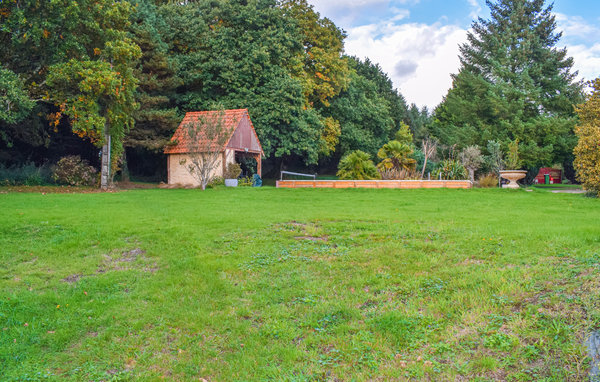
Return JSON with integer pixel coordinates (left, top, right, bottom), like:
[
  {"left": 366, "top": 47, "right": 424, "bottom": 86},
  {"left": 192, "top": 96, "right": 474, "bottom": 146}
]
[
  {"left": 124, "top": 1, "right": 181, "bottom": 173},
  {"left": 433, "top": 0, "right": 583, "bottom": 167}
]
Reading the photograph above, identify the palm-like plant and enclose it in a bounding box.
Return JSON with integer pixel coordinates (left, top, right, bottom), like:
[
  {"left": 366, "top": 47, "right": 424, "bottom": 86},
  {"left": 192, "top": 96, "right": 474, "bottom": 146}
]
[
  {"left": 337, "top": 150, "right": 381, "bottom": 180},
  {"left": 377, "top": 140, "right": 417, "bottom": 177}
]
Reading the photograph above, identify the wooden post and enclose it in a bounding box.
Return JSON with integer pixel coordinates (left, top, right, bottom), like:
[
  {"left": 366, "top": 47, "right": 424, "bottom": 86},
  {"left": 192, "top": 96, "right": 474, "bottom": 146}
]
[{"left": 256, "top": 153, "right": 262, "bottom": 177}]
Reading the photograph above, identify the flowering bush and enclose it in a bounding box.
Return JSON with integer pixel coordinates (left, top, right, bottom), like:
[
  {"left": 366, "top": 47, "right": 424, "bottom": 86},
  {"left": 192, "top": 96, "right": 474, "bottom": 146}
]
[{"left": 52, "top": 156, "right": 97, "bottom": 186}]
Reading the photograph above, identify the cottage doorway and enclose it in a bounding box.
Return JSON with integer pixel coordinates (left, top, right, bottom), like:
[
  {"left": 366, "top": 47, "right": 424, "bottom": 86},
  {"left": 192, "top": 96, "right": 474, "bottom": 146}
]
[{"left": 235, "top": 151, "right": 260, "bottom": 178}]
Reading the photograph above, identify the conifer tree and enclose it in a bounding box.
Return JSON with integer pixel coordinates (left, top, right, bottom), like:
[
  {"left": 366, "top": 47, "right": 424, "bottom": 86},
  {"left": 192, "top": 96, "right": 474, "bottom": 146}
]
[{"left": 433, "top": 0, "right": 582, "bottom": 168}]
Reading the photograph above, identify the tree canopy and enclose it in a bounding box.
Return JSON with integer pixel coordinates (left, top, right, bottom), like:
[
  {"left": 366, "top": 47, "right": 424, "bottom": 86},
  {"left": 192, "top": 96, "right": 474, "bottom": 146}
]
[{"left": 432, "top": 0, "right": 582, "bottom": 168}]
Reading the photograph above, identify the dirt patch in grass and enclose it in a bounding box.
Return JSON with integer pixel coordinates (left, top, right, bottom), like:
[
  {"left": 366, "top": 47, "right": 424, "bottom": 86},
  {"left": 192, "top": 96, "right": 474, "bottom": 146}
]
[
  {"left": 97, "top": 248, "right": 158, "bottom": 273},
  {"left": 61, "top": 274, "right": 83, "bottom": 283},
  {"left": 294, "top": 235, "right": 328, "bottom": 242}
]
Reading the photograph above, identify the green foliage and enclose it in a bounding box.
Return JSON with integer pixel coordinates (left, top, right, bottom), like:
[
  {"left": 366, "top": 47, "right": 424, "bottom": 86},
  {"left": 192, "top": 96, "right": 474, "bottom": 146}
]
[
  {"left": 238, "top": 176, "right": 253, "bottom": 187},
  {"left": 324, "top": 57, "right": 406, "bottom": 159},
  {"left": 574, "top": 78, "right": 600, "bottom": 196},
  {"left": 394, "top": 122, "right": 413, "bottom": 145},
  {"left": 0, "top": 68, "right": 34, "bottom": 126},
  {"left": 126, "top": 0, "right": 181, "bottom": 153},
  {"left": 159, "top": 0, "right": 329, "bottom": 165},
  {"left": 505, "top": 139, "right": 523, "bottom": 170},
  {"left": 459, "top": 145, "right": 484, "bottom": 181},
  {"left": 1, "top": 0, "right": 141, "bottom": 178},
  {"left": 52, "top": 156, "right": 98, "bottom": 186},
  {"left": 376, "top": 140, "right": 417, "bottom": 179},
  {"left": 432, "top": 0, "right": 582, "bottom": 168},
  {"left": 0, "top": 162, "right": 52, "bottom": 186},
  {"left": 207, "top": 176, "right": 224, "bottom": 188},
  {"left": 336, "top": 150, "right": 380, "bottom": 180},
  {"left": 224, "top": 162, "right": 242, "bottom": 179},
  {"left": 485, "top": 140, "right": 505, "bottom": 173},
  {"left": 434, "top": 159, "right": 468, "bottom": 180},
  {"left": 280, "top": 0, "right": 349, "bottom": 109},
  {"left": 407, "top": 104, "right": 431, "bottom": 142}
]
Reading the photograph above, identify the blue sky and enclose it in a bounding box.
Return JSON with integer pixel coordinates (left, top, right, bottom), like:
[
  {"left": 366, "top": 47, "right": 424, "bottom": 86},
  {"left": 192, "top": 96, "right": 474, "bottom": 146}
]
[{"left": 307, "top": 0, "right": 600, "bottom": 109}]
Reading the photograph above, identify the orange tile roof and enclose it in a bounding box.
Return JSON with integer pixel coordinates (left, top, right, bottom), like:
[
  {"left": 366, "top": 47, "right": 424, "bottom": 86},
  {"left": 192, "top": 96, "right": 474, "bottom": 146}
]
[{"left": 164, "top": 109, "right": 255, "bottom": 155}]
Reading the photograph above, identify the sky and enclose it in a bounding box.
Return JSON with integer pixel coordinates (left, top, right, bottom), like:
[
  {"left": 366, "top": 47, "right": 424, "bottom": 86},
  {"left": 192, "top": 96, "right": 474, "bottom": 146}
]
[{"left": 307, "top": 0, "right": 600, "bottom": 110}]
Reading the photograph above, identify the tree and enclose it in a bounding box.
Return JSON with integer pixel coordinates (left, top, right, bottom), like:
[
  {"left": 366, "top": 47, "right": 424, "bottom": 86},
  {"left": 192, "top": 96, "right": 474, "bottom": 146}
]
[
  {"left": 419, "top": 137, "right": 438, "bottom": 179},
  {"left": 123, "top": 0, "right": 181, "bottom": 180},
  {"left": 376, "top": 140, "right": 417, "bottom": 179},
  {"left": 324, "top": 57, "right": 397, "bottom": 159},
  {"left": 485, "top": 140, "right": 505, "bottom": 173},
  {"left": 176, "top": 111, "right": 231, "bottom": 190},
  {"left": 394, "top": 122, "right": 413, "bottom": 145},
  {"left": 459, "top": 146, "right": 484, "bottom": 182},
  {"left": 0, "top": 0, "right": 140, "bottom": 189},
  {"left": 337, "top": 150, "right": 380, "bottom": 180},
  {"left": 160, "top": 0, "right": 326, "bottom": 166},
  {"left": 574, "top": 78, "right": 600, "bottom": 196},
  {"left": 280, "top": 0, "right": 349, "bottom": 109},
  {"left": 0, "top": 68, "right": 34, "bottom": 126},
  {"left": 47, "top": 41, "right": 141, "bottom": 189},
  {"left": 432, "top": 0, "right": 582, "bottom": 168}
]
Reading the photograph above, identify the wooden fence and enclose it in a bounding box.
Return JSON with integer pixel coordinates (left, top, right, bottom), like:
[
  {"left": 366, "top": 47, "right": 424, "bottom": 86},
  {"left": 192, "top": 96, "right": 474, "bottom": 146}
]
[{"left": 276, "top": 180, "right": 473, "bottom": 189}]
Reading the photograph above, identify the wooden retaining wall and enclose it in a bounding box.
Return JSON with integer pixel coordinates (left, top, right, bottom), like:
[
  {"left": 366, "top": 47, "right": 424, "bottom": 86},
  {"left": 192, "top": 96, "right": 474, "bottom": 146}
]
[{"left": 276, "top": 180, "right": 473, "bottom": 189}]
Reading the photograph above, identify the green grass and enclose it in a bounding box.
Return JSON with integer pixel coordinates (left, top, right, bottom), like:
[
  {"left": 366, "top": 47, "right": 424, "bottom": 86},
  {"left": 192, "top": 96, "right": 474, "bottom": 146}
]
[
  {"left": 531, "top": 183, "right": 583, "bottom": 189},
  {"left": 1, "top": 187, "right": 599, "bottom": 381}
]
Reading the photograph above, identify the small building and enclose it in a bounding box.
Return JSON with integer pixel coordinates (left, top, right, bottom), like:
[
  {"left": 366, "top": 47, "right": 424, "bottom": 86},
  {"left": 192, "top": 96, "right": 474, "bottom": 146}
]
[
  {"left": 534, "top": 167, "right": 562, "bottom": 184},
  {"left": 164, "top": 109, "right": 264, "bottom": 186}
]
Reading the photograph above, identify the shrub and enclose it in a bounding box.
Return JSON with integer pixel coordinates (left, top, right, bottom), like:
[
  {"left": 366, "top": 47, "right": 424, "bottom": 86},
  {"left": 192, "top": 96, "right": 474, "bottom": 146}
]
[
  {"left": 460, "top": 146, "right": 484, "bottom": 182},
  {"left": 376, "top": 140, "right": 417, "bottom": 179},
  {"left": 238, "top": 176, "right": 253, "bottom": 187},
  {"left": 505, "top": 139, "right": 523, "bottom": 170},
  {"left": 0, "top": 162, "right": 52, "bottom": 186},
  {"left": 433, "top": 159, "right": 468, "bottom": 180},
  {"left": 337, "top": 150, "right": 380, "bottom": 180},
  {"left": 574, "top": 78, "right": 600, "bottom": 196},
  {"left": 52, "top": 156, "right": 97, "bottom": 186},
  {"left": 478, "top": 173, "right": 499, "bottom": 188},
  {"left": 484, "top": 140, "right": 504, "bottom": 173},
  {"left": 207, "top": 176, "right": 224, "bottom": 188},
  {"left": 224, "top": 162, "right": 242, "bottom": 179}
]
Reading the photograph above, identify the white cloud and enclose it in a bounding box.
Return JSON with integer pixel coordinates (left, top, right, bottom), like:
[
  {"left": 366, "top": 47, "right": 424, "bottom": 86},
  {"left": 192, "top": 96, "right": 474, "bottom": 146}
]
[
  {"left": 466, "top": 0, "right": 482, "bottom": 19},
  {"left": 345, "top": 21, "right": 467, "bottom": 109},
  {"left": 555, "top": 14, "right": 600, "bottom": 82},
  {"left": 308, "top": 1, "right": 600, "bottom": 108},
  {"left": 567, "top": 43, "right": 600, "bottom": 83},
  {"left": 556, "top": 13, "right": 600, "bottom": 40}
]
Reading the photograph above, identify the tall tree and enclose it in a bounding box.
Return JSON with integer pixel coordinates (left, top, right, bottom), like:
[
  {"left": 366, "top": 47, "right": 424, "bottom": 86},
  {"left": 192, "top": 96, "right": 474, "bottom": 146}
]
[
  {"left": 573, "top": 79, "right": 600, "bottom": 196},
  {"left": 323, "top": 57, "right": 408, "bottom": 160},
  {"left": 280, "top": 0, "right": 349, "bottom": 109},
  {"left": 123, "top": 0, "right": 181, "bottom": 179},
  {"left": 432, "top": 0, "right": 582, "bottom": 167},
  {"left": 160, "top": 0, "right": 326, "bottom": 166},
  {"left": 0, "top": 0, "right": 140, "bottom": 188}
]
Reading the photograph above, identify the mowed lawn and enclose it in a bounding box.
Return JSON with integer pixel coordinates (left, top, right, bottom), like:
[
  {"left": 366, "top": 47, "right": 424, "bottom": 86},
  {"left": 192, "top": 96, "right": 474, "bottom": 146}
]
[{"left": 1, "top": 188, "right": 599, "bottom": 381}]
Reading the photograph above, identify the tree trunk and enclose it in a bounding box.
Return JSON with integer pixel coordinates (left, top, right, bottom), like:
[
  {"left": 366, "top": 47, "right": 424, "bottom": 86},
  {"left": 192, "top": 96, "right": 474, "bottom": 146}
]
[
  {"left": 421, "top": 155, "right": 428, "bottom": 179},
  {"left": 469, "top": 168, "right": 475, "bottom": 182},
  {"left": 121, "top": 149, "right": 130, "bottom": 183},
  {"left": 100, "top": 126, "right": 111, "bottom": 190}
]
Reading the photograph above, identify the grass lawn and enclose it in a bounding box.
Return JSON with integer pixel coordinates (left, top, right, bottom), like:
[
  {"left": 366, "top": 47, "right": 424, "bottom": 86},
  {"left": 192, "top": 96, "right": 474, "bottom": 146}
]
[
  {"left": 1, "top": 187, "right": 599, "bottom": 381},
  {"left": 531, "top": 184, "right": 583, "bottom": 189}
]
